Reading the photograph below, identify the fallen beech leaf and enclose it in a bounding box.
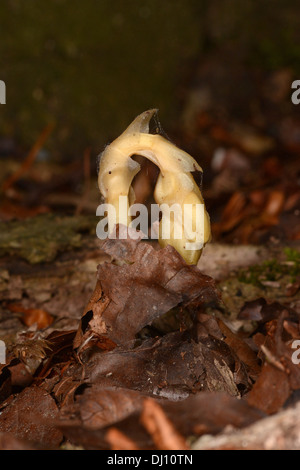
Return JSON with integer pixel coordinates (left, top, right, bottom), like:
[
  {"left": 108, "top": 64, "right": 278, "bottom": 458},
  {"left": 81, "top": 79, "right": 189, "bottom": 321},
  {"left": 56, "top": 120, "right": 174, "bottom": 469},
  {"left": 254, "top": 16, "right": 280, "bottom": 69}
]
[
  {"left": 59, "top": 389, "right": 264, "bottom": 450},
  {"left": 140, "top": 398, "right": 189, "bottom": 450},
  {"left": 238, "top": 298, "right": 296, "bottom": 324},
  {"left": 6, "top": 303, "right": 53, "bottom": 329},
  {"left": 59, "top": 409, "right": 154, "bottom": 450},
  {"left": 272, "top": 312, "right": 300, "bottom": 391},
  {"left": 0, "top": 386, "right": 63, "bottom": 448},
  {"left": 247, "top": 364, "right": 290, "bottom": 414},
  {"left": 247, "top": 310, "right": 300, "bottom": 413},
  {"left": 8, "top": 360, "right": 33, "bottom": 389},
  {"left": 217, "top": 318, "right": 261, "bottom": 379},
  {"left": 21, "top": 308, "right": 54, "bottom": 329},
  {"left": 263, "top": 190, "right": 285, "bottom": 217},
  {"left": 162, "top": 392, "right": 265, "bottom": 436},
  {"left": 238, "top": 298, "right": 269, "bottom": 322},
  {"left": 85, "top": 329, "right": 250, "bottom": 397},
  {"left": 74, "top": 237, "right": 218, "bottom": 350},
  {"left": 286, "top": 277, "right": 300, "bottom": 297},
  {"left": 215, "top": 191, "right": 247, "bottom": 234},
  {"left": 79, "top": 387, "right": 144, "bottom": 430}
]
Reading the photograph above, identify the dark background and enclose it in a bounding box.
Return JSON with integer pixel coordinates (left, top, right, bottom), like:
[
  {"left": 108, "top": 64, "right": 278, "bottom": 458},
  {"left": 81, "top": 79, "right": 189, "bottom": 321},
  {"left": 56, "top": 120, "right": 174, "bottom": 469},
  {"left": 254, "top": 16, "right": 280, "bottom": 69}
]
[
  {"left": 1, "top": 1, "right": 300, "bottom": 452},
  {"left": 0, "top": 0, "right": 299, "bottom": 244},
  {"left": 1, "top": 0, "right": 300, "bottom": 153}
]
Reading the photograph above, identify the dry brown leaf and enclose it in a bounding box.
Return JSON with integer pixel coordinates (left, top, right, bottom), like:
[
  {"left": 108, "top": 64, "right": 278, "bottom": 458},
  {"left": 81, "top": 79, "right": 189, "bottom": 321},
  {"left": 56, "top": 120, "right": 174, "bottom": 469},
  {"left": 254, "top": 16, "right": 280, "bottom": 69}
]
[
  {"left": 79, "top": 387, "right": 144, "bottom": 430},
  {"left": 74, "top": 237, "right": 219, "bottom": 351},
  {"left": 6, "top": 303, "right": 54, "bottom": 329},
  {"left": 0, "top": 386, "right": 63, "bottom": 448},
  {"left": 217, "top": 318, "right": 261, "bottom": 380},
  {"left": 247, "top": 363, "right": 290, "bottom": 414},
  {"left": 84, "top": 329, "right": 250, "bottom": 398}
]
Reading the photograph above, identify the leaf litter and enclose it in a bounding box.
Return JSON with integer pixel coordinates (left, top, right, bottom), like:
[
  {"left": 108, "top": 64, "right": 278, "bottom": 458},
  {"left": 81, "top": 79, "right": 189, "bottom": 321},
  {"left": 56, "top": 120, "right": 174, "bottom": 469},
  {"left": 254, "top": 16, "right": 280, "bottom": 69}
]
[{"left": 0, "top": 234, "right": 300, "bottom": 450}]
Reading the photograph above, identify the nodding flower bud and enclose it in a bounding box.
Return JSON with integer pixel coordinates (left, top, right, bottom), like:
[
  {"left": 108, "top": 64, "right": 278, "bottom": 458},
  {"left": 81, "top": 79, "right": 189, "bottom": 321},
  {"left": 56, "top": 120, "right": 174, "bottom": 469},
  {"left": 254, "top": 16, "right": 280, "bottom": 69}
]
[{"left": 98, "top": 109, "right": 211, "bottom": 264}]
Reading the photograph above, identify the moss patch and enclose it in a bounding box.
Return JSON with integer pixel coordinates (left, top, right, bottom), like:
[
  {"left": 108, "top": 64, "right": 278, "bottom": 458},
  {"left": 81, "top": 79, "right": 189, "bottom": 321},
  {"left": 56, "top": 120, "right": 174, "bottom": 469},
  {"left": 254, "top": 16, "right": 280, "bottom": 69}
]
[
  {"left": 237, "top": 248, "right": 300, "bottom": 287},
  {"left": 0, "top": 213, "right": 97, "bottom": 263}
]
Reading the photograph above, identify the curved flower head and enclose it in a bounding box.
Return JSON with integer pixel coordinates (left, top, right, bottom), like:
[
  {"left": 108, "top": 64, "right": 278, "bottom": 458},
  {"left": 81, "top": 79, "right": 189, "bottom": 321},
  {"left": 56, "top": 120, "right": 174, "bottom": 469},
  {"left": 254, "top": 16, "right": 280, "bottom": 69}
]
[{"left": 98, "top": 109, "right": 211, "bottom": 264}]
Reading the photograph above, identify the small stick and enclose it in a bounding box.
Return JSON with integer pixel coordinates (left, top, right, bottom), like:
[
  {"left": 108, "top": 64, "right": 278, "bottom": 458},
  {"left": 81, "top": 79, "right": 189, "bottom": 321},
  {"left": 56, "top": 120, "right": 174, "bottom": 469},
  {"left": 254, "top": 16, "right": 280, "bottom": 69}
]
[
  {"left": 105, "top": 428, "right": 139, "bottom": 450},
  {"left": 140, "top": 398, "right": 189, "bottom": 450},
  {"left": 260, "top": 344, "right": 285, "bottom": 372}
]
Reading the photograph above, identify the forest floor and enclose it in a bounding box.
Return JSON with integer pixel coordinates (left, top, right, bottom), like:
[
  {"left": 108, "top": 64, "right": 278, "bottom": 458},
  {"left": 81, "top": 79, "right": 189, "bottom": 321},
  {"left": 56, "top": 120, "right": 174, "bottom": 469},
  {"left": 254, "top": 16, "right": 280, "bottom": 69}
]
[{"left": 0, "top": 68, "right": 300, "bottom": 449}]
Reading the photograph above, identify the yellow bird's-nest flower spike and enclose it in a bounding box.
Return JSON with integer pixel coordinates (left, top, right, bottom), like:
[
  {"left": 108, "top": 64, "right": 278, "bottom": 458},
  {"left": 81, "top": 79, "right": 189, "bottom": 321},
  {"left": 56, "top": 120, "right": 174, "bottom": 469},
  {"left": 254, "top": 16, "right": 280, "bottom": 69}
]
[{"left": 98, "top": 109, "right": 211, "bottom": 264}]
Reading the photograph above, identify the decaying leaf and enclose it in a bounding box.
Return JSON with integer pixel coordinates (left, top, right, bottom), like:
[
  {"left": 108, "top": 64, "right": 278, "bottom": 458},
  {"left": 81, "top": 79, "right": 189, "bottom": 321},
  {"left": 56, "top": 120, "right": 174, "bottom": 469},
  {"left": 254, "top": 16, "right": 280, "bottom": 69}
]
[
  {"left": 58, "top": 386, "right": 264, "bottom": 450},
  {"left": 78, "top": 387, "right": 145, "bottom": 430},
  {"left": 6, "top": 303, "right": 54, "bottom": 329},
  {"left": 1, "top": 224, "right": 297, "bottom": 449},
  {"left": 74, "top": 236, "right": 219, "bottom": 351},
  {"left": 78, "top": 316, "right": 251, "bottom": 399},
  {"left": 244, "top": 307, "right": 300, "bottom": 414},
  {"left": 0, "top": 386, "right": 63, "bottom": 448},
  {"left": 247, "top": 363, "right": 290, "bottom": 414}
]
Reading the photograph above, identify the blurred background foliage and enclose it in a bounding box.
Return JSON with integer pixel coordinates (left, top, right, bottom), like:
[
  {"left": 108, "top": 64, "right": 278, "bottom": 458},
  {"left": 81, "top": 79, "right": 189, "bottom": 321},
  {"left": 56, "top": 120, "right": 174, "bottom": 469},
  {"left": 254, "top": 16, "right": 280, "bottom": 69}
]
[{"left": 0, "top": 0, "right": 300, "bottom": 158}]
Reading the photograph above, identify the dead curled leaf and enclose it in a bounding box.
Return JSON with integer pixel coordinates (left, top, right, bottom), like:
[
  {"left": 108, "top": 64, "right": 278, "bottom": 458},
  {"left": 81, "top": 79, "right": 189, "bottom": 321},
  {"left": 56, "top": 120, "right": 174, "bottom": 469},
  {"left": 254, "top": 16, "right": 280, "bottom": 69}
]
[
  {"left": 82, "top": 326, "right": 250, "bottom": 398},
  {"left": 6, "top": 303, "right": 54, "bottom": 329},
  {"left": 78, "top": 387, "right": 145, "bottom": 430},
  {"left": 247, "top": 364, "right": 290, "bottom": 414},
  {"left": 238, "top": 297, "right": 297, "bottom": 324},
  {"left": 0, "top": 386, "right": 63, "bottom": 448},
  {"left": 242, "top": 306, "right": 300, "bottom": 414},
  {"left": 58, "top": 386, "right": 264, "bottom": 450},
  {"left": 4, "top": 236, "right": 299, "bottom": 449},
  {"left": 49, "top": 237, "right": 261, "bottom": 449},
  {"left": 217, "top": 318, "right": 261, "bottom": 380},
  {"left": 74, "top": 236, "right": 219, "bottom": 351}
]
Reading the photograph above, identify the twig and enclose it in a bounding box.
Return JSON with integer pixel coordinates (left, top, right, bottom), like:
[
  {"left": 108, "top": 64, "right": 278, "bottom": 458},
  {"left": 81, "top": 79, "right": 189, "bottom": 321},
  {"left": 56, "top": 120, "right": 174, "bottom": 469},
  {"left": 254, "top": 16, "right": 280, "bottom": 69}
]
[
  {"left": 140, "top": 398, "right": 189, "bottom": 450},
  {"left": 260, "top": 344, "right": 285, "bottom": 372},
  {"left": 105, "top": 428, "right": 139, "bottom": 450}
]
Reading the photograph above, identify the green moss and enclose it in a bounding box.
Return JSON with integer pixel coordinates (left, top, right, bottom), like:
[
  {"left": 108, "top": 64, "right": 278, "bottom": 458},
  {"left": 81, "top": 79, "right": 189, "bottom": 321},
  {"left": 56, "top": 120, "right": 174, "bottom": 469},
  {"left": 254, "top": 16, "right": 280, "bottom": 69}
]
[
  {"left": 284, "top": 247, "right": 300, "bottom": 263},
  {"left": 0, "top": 213, "right": 97, "bottom": 263},
  {"left": 237, "top": 248, "right": 300, "bottom": 287}
]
